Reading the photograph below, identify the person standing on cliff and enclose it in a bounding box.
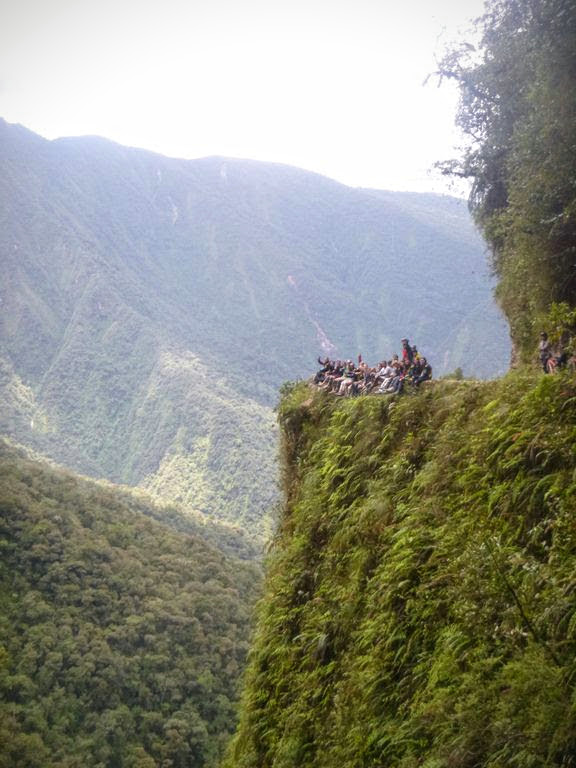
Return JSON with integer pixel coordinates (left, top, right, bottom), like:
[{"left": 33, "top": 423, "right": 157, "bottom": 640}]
[{"left": 401, "top": 338, "right": 414, "bottom": 366}]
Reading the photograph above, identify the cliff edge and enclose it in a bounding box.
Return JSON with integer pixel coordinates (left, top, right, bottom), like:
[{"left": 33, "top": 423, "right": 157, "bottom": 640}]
[{"left": 225, "top": 373, "right": 576, "bottom": 767}]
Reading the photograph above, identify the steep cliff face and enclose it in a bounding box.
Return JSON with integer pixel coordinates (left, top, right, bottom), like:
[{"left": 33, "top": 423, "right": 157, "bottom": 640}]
[{"left": 225, "top": 375, "right": 576, "bottom": 768}]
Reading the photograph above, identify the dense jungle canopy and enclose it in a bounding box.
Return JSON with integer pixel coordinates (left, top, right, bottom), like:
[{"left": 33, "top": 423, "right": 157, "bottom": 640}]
[{"left": 0, "top": 441, "right": 261, "bottom": 768}]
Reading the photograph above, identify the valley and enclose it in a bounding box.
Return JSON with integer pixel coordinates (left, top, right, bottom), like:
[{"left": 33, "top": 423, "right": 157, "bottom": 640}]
[{"left": 0, "top": 118, "right": 509, "bottom": 539}]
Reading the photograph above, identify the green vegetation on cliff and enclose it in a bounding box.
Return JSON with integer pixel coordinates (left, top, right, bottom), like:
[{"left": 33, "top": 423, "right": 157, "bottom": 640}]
[
  {"left": 0, "top": 441, "right": 261, "bottom": 767},
  {"left": 226, "top": 374, "right": 576, "bottom": 767}
]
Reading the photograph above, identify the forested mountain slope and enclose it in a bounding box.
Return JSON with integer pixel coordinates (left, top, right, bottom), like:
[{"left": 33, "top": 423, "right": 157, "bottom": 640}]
[
  {"left": 0, "top": 119, "right": 509, "bottom": 535},
  {"left": 225, "top": 373, "right": 576, "bottom": 767},
  {"left": 0, "top": 439, "right": 261, "bottom": 768}
]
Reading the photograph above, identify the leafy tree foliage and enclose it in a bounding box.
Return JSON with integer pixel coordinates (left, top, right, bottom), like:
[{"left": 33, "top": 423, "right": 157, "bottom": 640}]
[
  {"left": 439, "top": 0, "right": 576, "bottom": 356},
  {"left": 0, "top": 441, "right": 261, "bottom": 767}
]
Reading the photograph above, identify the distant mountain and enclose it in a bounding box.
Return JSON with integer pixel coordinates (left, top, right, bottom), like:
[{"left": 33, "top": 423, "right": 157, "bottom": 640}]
[{"left": 0, "top": 119, "right": 510, "bottom": 536}]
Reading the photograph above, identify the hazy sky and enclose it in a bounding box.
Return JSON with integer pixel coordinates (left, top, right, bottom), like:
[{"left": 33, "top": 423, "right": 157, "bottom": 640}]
[{"left": 0, "top": 0, "right": 485, "bottom": 193}]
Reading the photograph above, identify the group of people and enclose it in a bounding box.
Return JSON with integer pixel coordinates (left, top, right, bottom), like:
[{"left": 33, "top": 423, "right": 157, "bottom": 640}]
[
  {"left": 538, "top": 332, "right": 576, "bottom": 373},
  {"left": 313, "top": 338, "right": 432, "bottom": 397}
]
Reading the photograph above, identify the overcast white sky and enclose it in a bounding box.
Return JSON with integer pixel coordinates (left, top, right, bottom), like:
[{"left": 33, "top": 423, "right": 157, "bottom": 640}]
[{"left": 0, "top": 0, "right": 485, "bottom": 194}]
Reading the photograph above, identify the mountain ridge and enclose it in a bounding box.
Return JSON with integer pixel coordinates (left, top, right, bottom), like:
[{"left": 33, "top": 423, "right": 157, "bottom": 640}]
[{"left": 0, "top": 118, "right": 510, "bottom": 535}]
